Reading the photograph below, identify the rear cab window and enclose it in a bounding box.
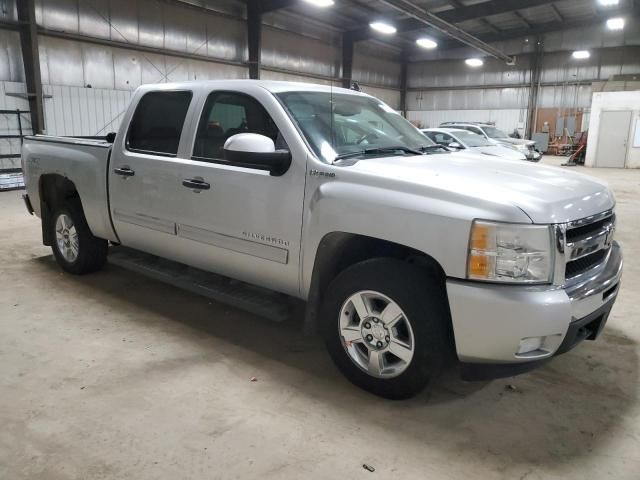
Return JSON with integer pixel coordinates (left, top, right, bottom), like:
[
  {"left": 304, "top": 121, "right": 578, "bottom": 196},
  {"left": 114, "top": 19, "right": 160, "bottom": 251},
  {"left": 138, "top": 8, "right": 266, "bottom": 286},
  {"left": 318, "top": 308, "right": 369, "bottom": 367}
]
[{"left": 126, "top": 91, "right": 193, "bottom": 157}]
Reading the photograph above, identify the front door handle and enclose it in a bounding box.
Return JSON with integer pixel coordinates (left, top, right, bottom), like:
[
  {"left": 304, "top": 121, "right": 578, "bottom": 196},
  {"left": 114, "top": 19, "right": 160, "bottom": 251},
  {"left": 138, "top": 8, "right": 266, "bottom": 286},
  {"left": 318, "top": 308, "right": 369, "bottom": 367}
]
[
  {"left": 182, "top": 178, "right": 210, "bottom": 191},
  {"left": 114, "top": 166, "right": 135, "bottom": 177}
]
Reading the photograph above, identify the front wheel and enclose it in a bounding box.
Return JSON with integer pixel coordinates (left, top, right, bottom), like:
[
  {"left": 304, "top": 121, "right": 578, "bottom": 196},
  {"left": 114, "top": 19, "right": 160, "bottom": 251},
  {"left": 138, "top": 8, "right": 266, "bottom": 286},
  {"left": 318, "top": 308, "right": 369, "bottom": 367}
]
[
  {"left": 321, "top": 258, "right": 451, "bottom": 399},
  {"left": 50, "top": 202, "right": 108, "bottom": 274}
]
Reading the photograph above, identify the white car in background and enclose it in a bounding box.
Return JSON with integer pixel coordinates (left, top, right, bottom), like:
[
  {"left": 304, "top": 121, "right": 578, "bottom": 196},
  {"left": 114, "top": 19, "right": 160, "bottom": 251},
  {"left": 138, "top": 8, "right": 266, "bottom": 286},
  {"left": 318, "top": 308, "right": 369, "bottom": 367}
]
[
  {"left": 422, "top": 128, "right": 528, "bottom": 161},
  {"left": 439, "top": 122, "right": 542, "bottom": 162}
]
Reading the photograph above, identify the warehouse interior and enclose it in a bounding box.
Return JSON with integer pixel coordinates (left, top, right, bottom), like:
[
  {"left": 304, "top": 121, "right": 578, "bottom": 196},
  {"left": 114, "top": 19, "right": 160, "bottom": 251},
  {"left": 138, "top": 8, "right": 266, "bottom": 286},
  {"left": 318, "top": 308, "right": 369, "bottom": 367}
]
[{"left": 1, "top": 0, "right": 640, "bottom": 478}]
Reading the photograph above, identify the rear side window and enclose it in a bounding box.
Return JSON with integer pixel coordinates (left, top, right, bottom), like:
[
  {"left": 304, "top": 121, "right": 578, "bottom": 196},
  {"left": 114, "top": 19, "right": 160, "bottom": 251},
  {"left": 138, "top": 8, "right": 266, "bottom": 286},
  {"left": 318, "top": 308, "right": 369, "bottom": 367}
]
[{"left": 127, "top": 91, "right": 192, "bottom": 156}]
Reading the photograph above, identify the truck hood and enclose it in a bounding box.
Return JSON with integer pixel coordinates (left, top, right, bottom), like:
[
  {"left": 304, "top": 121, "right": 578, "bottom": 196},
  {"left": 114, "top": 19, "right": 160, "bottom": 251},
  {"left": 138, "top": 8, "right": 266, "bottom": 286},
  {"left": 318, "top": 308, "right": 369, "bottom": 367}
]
[
  {"left": 471, "top": 145, "right": 527, "bottom": 161},
  {"left": 349, "top": 154, "right": 614, "bottom": 224},
  {"left": 494, "top": 137, "right": 535, "bottom": 147}
]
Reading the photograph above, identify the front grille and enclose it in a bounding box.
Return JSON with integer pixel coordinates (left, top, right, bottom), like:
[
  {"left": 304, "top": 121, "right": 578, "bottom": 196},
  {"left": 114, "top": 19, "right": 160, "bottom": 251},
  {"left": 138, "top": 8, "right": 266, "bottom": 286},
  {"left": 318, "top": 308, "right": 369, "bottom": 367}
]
[
  {"left": 565, "top": 249, "right": 607, "bottom": 278},
  {"left": 563, "top": 210, "right": 614, "bottom": 281},
  {"left": 566, "top": 214, "right": 615, "bottom": 243}
]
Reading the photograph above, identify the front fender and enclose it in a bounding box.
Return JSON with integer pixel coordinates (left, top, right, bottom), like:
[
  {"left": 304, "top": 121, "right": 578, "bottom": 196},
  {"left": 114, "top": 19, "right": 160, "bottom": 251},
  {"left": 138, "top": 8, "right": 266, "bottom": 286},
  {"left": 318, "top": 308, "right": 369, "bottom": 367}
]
[{"left": 300, "top": 176, "right": 531, "bottom": 297}]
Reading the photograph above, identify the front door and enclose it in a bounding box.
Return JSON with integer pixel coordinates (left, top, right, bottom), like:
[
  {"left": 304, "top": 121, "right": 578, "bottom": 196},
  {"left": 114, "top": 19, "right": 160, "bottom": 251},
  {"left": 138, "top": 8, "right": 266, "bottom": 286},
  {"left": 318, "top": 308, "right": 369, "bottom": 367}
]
[
  {"left": 596, "top": 110, "right": 631, "bottom": 168},
  {"left": 109, "top": 90, "right": 193, "bottom": 258},
  {"left": 172, "top": 90, "right": 306, "bottom": 296}
]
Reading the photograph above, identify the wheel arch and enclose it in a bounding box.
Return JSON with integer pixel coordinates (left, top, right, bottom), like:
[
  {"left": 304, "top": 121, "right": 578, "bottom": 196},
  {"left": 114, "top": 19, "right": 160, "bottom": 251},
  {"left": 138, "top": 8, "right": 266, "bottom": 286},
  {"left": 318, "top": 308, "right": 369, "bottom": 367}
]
[
  {"left": 303, "top": 231, "right": 449, "bottom": 334},
  {"left": 39, "top": 174, "right": 83, "bottom": 246}
]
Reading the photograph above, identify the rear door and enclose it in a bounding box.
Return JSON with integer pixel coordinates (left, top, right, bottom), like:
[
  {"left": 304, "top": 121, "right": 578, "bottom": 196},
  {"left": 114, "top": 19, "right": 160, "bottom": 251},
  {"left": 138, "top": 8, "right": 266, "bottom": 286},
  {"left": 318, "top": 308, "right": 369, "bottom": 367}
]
[
  {"left": 109, "top": 90, "right": 193, "bottom": 258},
  {"left": 172, "top": 89, "right": 306, "bottom": 296}
]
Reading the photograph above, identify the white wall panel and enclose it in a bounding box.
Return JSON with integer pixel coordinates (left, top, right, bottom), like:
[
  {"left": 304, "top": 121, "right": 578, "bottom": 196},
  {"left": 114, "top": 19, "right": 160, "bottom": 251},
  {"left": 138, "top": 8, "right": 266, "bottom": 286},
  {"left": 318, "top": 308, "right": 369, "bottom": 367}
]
[
  {"left": 407, "top": 109, "right": 527, "bottom": 132},
  {"left": 262, "top": 27, "right": 338, "bottom": 79},
  {"left": 408, "top": 87, "right": 529, "bottom": 111},
  {"left": 37, "top": 0, "right": 247, "bottom": 62},
  {"left": 359, "top": 86, "right": 401, "bottom": 111},
  {"left": 408, "top": 57, "right": 530, "bottom": 89},
  {"left": 354, "top": 43, "right": 401, "bottom": 88},
  {"left": 38, "top": 36, "right": 248, "bottom": 91},
  {"left": 260, "top": 70, "right": 337, "bottom": 86},
  {"left": 0, "top": 0, "right": 18, "bottom": 23},
  {"left": 42, "top": 85, "right": 132, "bottom": 136},
  {"left": 0, "top": 30, "right": 23, "bottom": 82}
]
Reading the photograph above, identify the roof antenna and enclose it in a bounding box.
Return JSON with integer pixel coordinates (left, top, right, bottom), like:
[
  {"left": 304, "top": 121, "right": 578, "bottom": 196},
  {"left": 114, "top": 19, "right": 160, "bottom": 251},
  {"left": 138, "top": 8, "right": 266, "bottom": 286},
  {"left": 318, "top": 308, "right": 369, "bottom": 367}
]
[{"left": 350, "top": 81, "right": 361, "bottom": 92}]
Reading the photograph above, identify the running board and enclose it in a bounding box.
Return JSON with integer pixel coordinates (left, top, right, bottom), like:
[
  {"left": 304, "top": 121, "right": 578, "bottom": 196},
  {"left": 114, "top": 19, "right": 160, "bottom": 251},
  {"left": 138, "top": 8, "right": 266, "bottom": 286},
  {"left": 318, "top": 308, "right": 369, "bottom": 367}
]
[{"left": 108, "top": 246, "right": 290, "bottom": 322}]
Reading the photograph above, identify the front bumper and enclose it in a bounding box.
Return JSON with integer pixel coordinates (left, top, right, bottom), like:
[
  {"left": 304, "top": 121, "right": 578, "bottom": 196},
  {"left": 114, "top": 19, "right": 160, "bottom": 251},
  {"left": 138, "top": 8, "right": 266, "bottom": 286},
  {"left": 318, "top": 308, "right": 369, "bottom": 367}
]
[
  {"left": 447, "top": 241, "right": 622, "bottom": 380},
  {"left": 525, "top": 150, "right": 542, "bottom": 161}
]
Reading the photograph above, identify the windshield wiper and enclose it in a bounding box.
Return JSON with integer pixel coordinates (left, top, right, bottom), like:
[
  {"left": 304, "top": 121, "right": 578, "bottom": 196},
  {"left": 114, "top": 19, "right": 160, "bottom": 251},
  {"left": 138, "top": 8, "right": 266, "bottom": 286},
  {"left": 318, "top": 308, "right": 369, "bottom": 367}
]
[
  {"left": 418, "top": 144, "right": 450, "bottom": 153},
  {"left": 334, "top": 146, "right": 424, "bottom": 161}
]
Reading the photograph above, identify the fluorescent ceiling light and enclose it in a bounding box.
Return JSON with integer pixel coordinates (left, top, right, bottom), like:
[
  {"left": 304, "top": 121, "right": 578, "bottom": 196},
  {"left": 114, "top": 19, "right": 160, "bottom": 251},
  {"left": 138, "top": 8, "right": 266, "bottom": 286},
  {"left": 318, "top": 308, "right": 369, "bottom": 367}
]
[
  {"left": 303, "top": 0, "right": 335, "bottom": 6},
  {"left": 572, "top": 50, "right": 591, "bottom": 59},
  {"left": 465, "top": 58, "right": 483, "bottom": 67},
  {"left": 369, "top": 22, "right": 397, "bottom": 34},
  {"left": 416, "top": 38, "right": 438, "bottom": 49},
  {"left": 606, "top": 17, "right": 625, "bottom": 30},
  {"left": 598, "top": 0, "right": 619, "bottom": 5}
]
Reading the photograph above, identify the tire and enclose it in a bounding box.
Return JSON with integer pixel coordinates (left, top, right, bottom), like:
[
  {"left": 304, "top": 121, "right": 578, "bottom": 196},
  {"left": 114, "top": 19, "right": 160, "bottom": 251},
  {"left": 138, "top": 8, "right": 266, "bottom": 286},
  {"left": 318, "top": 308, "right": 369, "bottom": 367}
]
[
  {"left": 321, "top": 258, "right": 450, "bottom": 400},
  {"left": 50, "top": 200, "right": 108, "bottom": 274}
]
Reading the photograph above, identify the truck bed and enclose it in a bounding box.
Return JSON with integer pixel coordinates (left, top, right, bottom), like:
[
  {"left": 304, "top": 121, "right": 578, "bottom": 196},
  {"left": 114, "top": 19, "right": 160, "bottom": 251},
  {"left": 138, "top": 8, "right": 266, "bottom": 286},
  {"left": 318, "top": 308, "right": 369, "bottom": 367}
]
[{"left": 21, "top": 134, "right": 119, "bottom": 243}]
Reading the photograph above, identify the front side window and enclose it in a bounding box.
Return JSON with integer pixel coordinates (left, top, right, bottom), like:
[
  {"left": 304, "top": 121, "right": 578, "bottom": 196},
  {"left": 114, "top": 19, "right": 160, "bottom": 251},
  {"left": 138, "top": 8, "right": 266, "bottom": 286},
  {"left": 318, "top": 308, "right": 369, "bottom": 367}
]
[
  {"left": 482, "top": 126, "right": 509, "bottom": 139},
  {"left": 127, "top": 91, "right": 192, "bottom": 156},
  {"left": 464, "top": 126, "right": 484, "bottom": 136},
  {"left": 433, "top": 132, "right": 454, "bottom": 145},
  {"left": 193, "top": 91, "right": 285, "bottom": 161},
  {"left": 453, "top": 130, "right": 493, "bottom": 147},
  {"left": 276, "top": 91, "right": 434, "bottom": 162}
]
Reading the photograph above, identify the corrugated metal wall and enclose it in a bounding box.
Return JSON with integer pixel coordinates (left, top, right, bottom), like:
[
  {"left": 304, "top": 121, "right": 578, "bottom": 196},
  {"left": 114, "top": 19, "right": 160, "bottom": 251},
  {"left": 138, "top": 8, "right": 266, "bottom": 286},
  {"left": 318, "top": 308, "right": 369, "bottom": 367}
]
[
  {"left": 407, "top": 109, "right": 527, "bottom": 132},
  {"left": 262, "top": 27, "right": 338, "bottom": 80},
  {"left": 38, "top": 36, "right": 248, "bottom": 90},
  {"left": 35, "top": 0, "right": 248, "bottom": 64},
  {"left": 42, "top": 85, "right": 132, "bottom": 136},
  {"left": 0, "top": 0, "right": 403, "bottom": 138},
  {"left": 410, "top": 22, "right": 640, "bottom": 62},
  {"left": 0, "top": 30, "right": 23, "bottom": 82},
  {"left": 407, "top": 45, "right": 640, "bottom": 131}
]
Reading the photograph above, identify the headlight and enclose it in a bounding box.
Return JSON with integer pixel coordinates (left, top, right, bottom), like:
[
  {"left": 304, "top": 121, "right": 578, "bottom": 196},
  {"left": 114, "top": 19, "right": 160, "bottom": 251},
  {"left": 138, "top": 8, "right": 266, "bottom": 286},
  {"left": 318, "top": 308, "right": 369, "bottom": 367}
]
[
  {"left": 514, "top": 144, "right": 529, "bottom": 152},
  {"left": 467, "top": 220, "right": 553, "bottom": 284}
]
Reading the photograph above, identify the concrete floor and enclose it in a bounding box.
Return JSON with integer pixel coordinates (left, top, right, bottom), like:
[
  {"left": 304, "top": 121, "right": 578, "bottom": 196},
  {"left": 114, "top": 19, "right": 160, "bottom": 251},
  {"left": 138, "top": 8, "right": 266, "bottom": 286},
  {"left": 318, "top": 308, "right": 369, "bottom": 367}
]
[{"left": 1, "top": 157, "right": 639, "bottom": 479}]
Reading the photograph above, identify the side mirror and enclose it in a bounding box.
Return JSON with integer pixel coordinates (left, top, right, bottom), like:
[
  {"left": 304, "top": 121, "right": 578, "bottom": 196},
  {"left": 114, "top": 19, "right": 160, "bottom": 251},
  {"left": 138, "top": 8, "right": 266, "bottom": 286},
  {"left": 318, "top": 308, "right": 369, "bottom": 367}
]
[
  {"left": 223, "top": 133, "right": 291, "bottom": 176},
  {"left": 448, "top": 142, "right": 463, "bottom": 149}
]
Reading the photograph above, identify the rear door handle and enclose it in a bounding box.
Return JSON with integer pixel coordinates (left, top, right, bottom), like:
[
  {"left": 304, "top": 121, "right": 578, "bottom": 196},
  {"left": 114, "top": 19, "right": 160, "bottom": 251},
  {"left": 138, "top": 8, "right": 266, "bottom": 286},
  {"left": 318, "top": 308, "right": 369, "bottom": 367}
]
[
  {"left": 182, "top": 178, "right": 210, "bottom": 190},
  {"left": 114, "top": 166, "right": 135, "bottom": 177}
]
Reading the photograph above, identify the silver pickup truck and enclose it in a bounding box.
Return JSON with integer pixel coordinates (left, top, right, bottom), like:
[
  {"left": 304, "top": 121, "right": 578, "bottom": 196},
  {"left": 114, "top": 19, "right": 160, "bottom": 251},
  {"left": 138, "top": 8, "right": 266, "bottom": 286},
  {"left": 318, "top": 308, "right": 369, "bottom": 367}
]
[{"left": 21, "top": 80, "right": 622, "bottom": 399}]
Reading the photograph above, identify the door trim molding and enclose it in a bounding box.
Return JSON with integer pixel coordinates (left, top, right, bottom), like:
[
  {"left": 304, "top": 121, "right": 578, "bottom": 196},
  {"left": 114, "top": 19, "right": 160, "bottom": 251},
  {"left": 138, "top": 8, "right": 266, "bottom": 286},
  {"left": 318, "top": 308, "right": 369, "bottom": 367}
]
[
  {"left": 113, "top": 210, "right": 176, "bottom": 234},
  {"left": 177, "top": 224, "right": 289, "bottom": 264}
]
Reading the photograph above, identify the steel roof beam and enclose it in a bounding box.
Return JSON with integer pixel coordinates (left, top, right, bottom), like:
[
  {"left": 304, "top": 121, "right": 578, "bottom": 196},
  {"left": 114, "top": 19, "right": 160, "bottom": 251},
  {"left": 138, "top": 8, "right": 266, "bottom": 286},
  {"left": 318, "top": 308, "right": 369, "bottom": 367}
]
[
  {"left": 416, "top": 7, "right": 639, "bottom": 55},
  {"left": 378, "top": 0, "right": 515, "bottom": 63},
  {"left": 349, "top": 0, "right": 556, "bottom": 41}
]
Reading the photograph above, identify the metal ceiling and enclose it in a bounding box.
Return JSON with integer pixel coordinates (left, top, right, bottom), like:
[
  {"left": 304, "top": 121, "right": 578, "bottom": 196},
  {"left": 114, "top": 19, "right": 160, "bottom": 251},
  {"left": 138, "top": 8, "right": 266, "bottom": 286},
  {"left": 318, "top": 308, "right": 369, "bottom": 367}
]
[{"left": 252, "top": 0, "right": 640, "bottom": 59}]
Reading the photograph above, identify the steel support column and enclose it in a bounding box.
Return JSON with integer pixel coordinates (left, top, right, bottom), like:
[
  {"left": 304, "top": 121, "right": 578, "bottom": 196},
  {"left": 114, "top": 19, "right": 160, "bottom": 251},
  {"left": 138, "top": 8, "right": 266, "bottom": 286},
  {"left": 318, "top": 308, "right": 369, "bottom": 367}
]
[
  {"left": 16, "top": 0, "right": 44, "bottom": 134},
  {"left": 341, "top": 33, "right": 354, "bottom": 89},
  {"left": 400, "top": 60, "right": 408, "bottom": 117},
  {"left": 247, "top": 0, "right": 262, "bottom": 80},
  {"left": 526, "top": 37, "right": 544, "bottom": 138}
]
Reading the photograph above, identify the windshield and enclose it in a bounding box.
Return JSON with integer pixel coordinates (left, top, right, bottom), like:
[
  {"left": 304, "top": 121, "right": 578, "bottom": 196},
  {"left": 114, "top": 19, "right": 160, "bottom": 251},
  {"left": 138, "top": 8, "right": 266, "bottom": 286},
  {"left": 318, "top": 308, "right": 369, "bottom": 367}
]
[
  {"left": 482, "top": 126, "right": 508, "bottom": 139},
  {"left": 452, "top": 130, "right": 493, "bottom": 147},
  {"left": 276, "top": 91, "right": 434, "bottom": 162}
]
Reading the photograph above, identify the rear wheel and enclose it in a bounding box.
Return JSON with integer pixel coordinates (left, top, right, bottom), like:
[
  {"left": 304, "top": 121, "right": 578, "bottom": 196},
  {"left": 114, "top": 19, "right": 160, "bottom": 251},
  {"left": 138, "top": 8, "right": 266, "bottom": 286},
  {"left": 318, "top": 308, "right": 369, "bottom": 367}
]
[
  {"left": 50, "top": 201, "right": 108, "bottom": 274},
  {"left": 321, "top": 258, "right": 450, "bottom": 399}
]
